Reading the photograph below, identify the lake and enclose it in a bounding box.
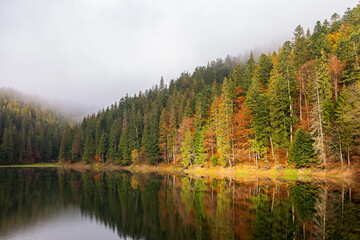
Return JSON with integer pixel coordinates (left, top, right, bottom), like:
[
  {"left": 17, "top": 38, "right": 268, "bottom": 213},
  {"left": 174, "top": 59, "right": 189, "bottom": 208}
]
[{"left": 0, "top": 168, "right": 359, "bottom": 240}]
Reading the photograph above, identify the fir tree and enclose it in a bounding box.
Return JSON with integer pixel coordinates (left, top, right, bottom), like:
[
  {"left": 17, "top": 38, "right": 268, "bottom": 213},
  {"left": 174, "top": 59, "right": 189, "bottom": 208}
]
[
  {"left": 83, "top": 134, "right": 95, "bottom": 164},
  {"left": 181, "top": 129, "right": 195, "bottom": 166},
  {"left": 290, "top": 129, "right": 315, "bottom": 168}
]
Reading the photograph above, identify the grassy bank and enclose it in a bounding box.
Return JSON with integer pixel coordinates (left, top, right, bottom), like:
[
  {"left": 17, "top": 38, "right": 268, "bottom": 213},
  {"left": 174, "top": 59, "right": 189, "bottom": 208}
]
[
  {"left": 0, "top": 163, "right": 59, "bottom": 168},
  {"left": 0, "top": 162, "right": 357, "bottom": 183}
]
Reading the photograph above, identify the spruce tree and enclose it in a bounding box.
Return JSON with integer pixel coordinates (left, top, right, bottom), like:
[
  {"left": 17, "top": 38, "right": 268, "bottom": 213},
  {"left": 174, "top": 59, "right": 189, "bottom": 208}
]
[
  {"left": 290, "top": 129, "right": 315, "bottom": 168},
  {"left": 108, "top": 118, "right": 121, "bottom": 162},
  {"left": 217, "top": 77, "right": 235, "bottom": 166},
  {"left": 0, "top": 126, "right": 14, "bottom": 164},
  {"left": 181, "top": 129, "right": 194, "bottom": 166},
  {"left": 258, "top": 53, "right": 273, "bottom": 88},
  {"left": 310, "top": 50, "right": 332, "bottom": 165},
  {"left": 246, "top": 67, "right": 272, "bottom": 161},
  {"left": 83, "top": 134, "right": 95, "bottom": 164},
  {"left": 242, "top": 52, "right": 256, "bottom": 93}
]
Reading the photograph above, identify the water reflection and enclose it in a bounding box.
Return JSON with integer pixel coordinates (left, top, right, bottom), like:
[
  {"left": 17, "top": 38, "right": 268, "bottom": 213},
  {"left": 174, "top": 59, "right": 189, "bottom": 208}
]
[{"left": 0, "top": 168, "right": 359, "bottom": 240}]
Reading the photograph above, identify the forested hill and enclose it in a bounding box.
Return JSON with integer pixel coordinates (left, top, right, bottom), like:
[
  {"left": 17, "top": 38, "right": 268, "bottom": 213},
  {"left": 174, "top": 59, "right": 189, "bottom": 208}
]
[
  {"left": 57, "top": 5, "right": 360, "bottom": 168},
  {"left": 0, "top": 89, "right": 67, "bottom": 164},
  {"left": 2, "top": 5, "right": 360, "bottom": 168}
]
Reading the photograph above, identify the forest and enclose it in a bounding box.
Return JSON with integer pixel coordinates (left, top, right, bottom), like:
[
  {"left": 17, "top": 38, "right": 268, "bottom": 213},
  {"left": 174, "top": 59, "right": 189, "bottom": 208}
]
[
  {"left": 0, "top": 5, "right": 360, "bottom": 169},
  {"left": 0, "top": 89, "right": 65, "bottom": 164}
]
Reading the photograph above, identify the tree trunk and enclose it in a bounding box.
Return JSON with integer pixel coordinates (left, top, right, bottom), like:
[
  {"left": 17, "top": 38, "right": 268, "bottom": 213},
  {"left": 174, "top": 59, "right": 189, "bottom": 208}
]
[
  {"left": 299, "top": 87, "right": 302, "bottom": 121},
  {"left": 287, "top": 65, "right": 293, "bottom": 143},
  {"left": 270, "top": 136, "right": 275, "bottom": 162},
  {"left": 255, "top": 153, "right": 258, "bottom": 169},
  {"left": 339, "top": 137, "right": 343, "bottom": 167},
  {"left": 334, "top": 76, "right": 338, "bottom": 101},
  {"left": 271, "top": 188, "right": 275, "bottom": 212},
  {"left": 173, "top": 147, "right": 176, "bottom": 164},
  {"left": 342, "top": 186, "right": 344, "bottom": 223},
  {"left": 317, "top": 86, "right": 326, "bottom": 165},
  {"left": 323, "top": 188, "right": 327, "bottom": 240}
]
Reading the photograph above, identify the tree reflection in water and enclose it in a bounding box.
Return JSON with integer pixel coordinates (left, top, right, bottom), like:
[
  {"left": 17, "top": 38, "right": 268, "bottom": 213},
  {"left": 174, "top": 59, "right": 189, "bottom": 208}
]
[{"left": 0, "top": 168, "right": 359, "bottom": 240}]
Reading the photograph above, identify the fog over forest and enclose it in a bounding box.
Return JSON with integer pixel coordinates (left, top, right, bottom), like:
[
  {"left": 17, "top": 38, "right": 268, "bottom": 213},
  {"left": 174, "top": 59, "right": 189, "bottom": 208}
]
[{"left": 0, "top": 0, "right": 357, "bottom": 115}]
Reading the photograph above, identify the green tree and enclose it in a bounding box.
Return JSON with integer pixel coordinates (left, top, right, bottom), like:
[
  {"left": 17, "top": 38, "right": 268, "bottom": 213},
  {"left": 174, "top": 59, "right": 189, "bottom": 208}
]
[
  {"left": 310, "top": 50, "right": 332, "bottom": 165},
  {"left": 108, "top": 118, "right": 121, "bottom": 162},
  {"left": 59, "top": 125, "right": 73, "bottom": 162},
  {"left": 258, "top": 53, "right": 274, "bottom": 88},
  {"left": 181, "top": 129, "right": 195, "bottom": 166},
  {"left": 246, "top": 67, "right": 272, "bottom": 163},
  {"left": 335, "top": 83, "right": 360, "bottom": 166},
  {"left": 290, "top": 129, "right": 315, "bottom": 167},
  {"left": 242, "top": 52, "right": 256, "bottom": 93},
  {"left": 217, "top": 77, "right": 235, "bottom": 166},
  {"left": 0, "top": 126, "right": 14, "bottom": 164},
  {"left": 83, "top": 134, "right": 95, "bottom": 164}
]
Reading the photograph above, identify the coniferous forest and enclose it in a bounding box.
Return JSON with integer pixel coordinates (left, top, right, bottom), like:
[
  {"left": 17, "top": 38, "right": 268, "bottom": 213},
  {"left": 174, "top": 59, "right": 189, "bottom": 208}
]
[
  {"left": 1, "top": 5, "right": 360, "bottom": 169},
  {"left": 0, "top": 89, "right": 66, "bottom": 164}
]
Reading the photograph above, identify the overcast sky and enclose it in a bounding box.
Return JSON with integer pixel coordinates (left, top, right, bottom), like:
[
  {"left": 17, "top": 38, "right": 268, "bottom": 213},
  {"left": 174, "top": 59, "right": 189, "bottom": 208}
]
[{"left": 0, "top": 0, "right": 357, "bottom": 114}]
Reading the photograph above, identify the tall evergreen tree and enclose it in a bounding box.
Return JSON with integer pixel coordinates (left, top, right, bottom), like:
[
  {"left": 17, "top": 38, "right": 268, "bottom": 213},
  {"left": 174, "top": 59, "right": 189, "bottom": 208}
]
[
  {"left": 242, "top": 52, "right": 256, "bottom": 93},
  {"left": 290, "top": 129, "right": 315, "bottom": 168},
  {"left": 310, "top": 50, "right": 332, "bottom": 165}
]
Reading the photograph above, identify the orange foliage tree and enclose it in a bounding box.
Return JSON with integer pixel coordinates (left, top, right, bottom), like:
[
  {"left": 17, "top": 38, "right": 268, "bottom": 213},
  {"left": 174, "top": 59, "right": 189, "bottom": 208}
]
[
  {"left": 296, "top": 60, "right": 315, "bottom": 130},
  {"left": 203, "top": 98, "right": 220, "bottom": 161},
  {"left": 328, "top": 54, "right": 345, "bottom": 101},
  {"left": 232, "top": 87, "right": 253, "bottom": 163},
  {"left": 174, "top": 117, "right": 195, "bottom": 163}
]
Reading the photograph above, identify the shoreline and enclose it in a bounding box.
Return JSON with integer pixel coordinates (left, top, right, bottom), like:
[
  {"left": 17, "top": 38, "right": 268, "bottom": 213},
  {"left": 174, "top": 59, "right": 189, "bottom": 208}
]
[{"left": 0, "top": 162, "right": 357, "bottom": 184}]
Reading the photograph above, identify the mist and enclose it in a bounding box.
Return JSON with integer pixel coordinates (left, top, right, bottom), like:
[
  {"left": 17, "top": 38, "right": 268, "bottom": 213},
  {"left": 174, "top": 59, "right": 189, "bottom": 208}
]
[{"left": 0, "top": 0, "right": 357, "bottom": 115}]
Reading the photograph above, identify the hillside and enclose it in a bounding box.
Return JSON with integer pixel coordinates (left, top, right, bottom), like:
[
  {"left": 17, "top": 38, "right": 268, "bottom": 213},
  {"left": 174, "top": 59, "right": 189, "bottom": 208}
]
[
  {"left": 0, "top": 89, "right": 67, "bottom": 164},
  {"left": 56, "top": 4, "right": 360, "bottom": 168},
  {"left": 2, "top": 4, "right": 360, "bottom": 169}
]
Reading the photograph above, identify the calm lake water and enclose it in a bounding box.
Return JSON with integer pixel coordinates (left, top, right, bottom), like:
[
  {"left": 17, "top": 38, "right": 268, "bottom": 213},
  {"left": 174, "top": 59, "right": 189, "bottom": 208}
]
[{"left": 0, "top": 168, "right": 359, "bottom": 240}]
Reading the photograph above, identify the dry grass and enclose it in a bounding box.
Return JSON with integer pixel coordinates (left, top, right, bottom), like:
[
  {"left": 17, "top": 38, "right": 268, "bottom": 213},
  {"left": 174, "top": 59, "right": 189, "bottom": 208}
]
[
  {"left": 4, "top": 162, "right": 357, "bottom": 184},
  {"left": 183, "top": 164, "right": 357, "bottom": 185}
]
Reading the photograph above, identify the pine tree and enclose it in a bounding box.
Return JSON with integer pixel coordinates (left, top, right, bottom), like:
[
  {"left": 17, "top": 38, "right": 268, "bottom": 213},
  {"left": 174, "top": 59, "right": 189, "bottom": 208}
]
[
  {"left": 108, "top": 118, "right": 121, "bottom": 162},
  {"left": 246, "top": 67, "right": 272, "bottom": 162},
  {"left": 242, "top": 52, "right": 256, "bottom": 93},
  {"left": 231, "top": 64, "right": 243, "bottom": 87},
  {"left": 159, "top": 108, "right": 169, "bottom": 162},
  {"left": 181, "top": 129, "right": 195, "bottom": 166},
  {"left": 25, "top": 134, "right": 34, "bottom": 163},
  {"left": 310, "top": 50, "right": 332, "bottom": 165},
  {"left": 98, "top": 132, "right": 108, "bottom": 162},
  {"left": 258, "top": 53, "right": 274, "bottom": 88},
  {"left": 141, "top": 123, "right": 150, "bottom": 163},
  {"left": 217, "top": 77, "right": 235, "bottom": 166},
  {"left": 167, "top": 104, "right": 177, "bottom": 164},
  {"left": 290, "top": 129, "right": 315, "bottom": 168},
  {"left": 83, "top": 134, "right": 95, "bottom": 164},
  {"left": 193, "top": 126, "right": 207, "bottom": 166},
  {"left": 0, "top": 126, "right": 14, "bottom": 164},
  {"left": 335, "top": 83, "right": 360, "bottom": 166},
  {"left": 203, "top": 99, "right": 219, "bottom": 160},
  {"left": 268, "top": 63, "right": 292, "bottom": 158},
  {"left": 59, "top": 125, "right": 73, "bottom": 162},
  {"left": 297, "top": 60, "right": 316, "bottom": 124},
  {"left": 293, "top": 25, "right": 308, "bottom": 68},
  {"left": 117, "top": 127, "right": 130, "bottom": 165},
  {"left": 71, "top": 128, "right": 82, "bottom": 162}
]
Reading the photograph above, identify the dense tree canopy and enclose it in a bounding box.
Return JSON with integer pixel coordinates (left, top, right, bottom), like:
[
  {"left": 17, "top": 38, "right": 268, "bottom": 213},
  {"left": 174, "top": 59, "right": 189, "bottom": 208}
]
[{"left": 0, "top": 90, "right": 66, "bottom": 164}]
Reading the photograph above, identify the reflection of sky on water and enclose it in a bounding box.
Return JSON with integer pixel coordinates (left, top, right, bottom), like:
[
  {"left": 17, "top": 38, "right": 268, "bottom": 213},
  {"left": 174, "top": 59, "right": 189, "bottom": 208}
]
[{"left": 5, "top": 207, "right": 122, "bottom": 240}]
